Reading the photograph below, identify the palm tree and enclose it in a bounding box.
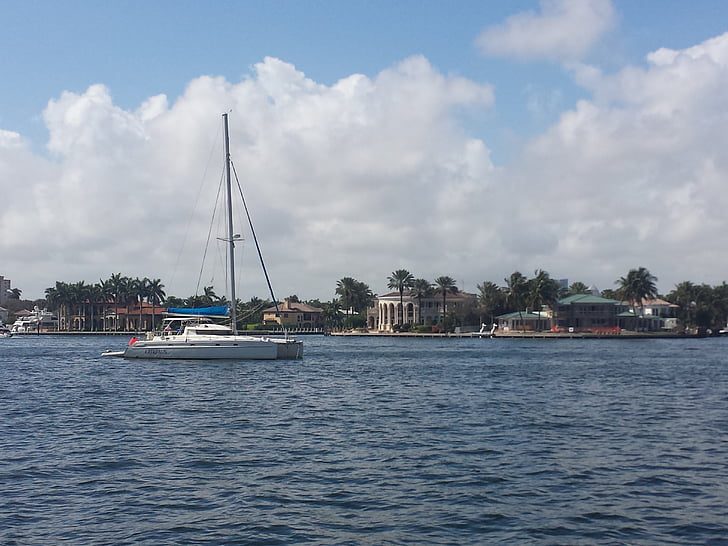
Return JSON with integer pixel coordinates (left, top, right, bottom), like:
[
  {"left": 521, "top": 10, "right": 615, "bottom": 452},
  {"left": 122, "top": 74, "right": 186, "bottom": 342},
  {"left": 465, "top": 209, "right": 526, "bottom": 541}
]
[
  {"left": 108, "top": 273, "right": 126, "bottom": 331},
  {"left": 335, "top": 277, "right": 374, "bottom": 315},
  {"left": 504, "top": 272, "right": 528, "bottom": 312},
  {"left": 47, "top": 281, "right": 72, "bottom": 331},
  {"left": 119, "top": 276, "right": 134, "bottom": 331},
  {"left": 410, "top": 278, "right": 433, "bottom": 325},
  {"left": 528, "top": 270, "right": 560, "bottom": 331},
  {"left": 349, "top": 280, "right": 375, "bottom": 316},
  {"left": 387, "top": 269, "right": 414, "bottom": 326},
  {"left": 568, "top": 281, "right": 590, "bottom": 295},
  {"left": 477, "top": 281, "right": 505, "bottom": 323},
  {"left": 99, "top": 279, "right": 114, "bottom": 331},
  {"left": 70, "top": 281, "right": 89, "bottom": 331},
  {"left": 44, "top": 284, "right": 61, "bottom": 329},
  {"left": 667, "top": 280, "right": 697, "bottom": 327},
  {"left": 87, "top": 283, "right": 103, "bottom": 331},
  {"left": 203, "top": 285, "right": 219, "bottom": 305},
  {"left": 336, "top": 277, "right": 359, "bottom": 313},
  {"left": 8, "top": 288, "right": 21, "bottom": 299},
  {"left": 616, "top": 267, "right": 658, "bottom": 317},
  {"left": 434, "top": 276, "right": 458, "bottom": 329},
  {"left": 504, "top": 271, "right": 528, "bottom": 332},
  {"left": 322, "top": 299, "right": 344, "bottom": 331},
  {"left": 131, "top": 277, "right": 149, "bottom": 330},
  {"left": 146, "top": 278, "right": 166, "bottom": 330}
]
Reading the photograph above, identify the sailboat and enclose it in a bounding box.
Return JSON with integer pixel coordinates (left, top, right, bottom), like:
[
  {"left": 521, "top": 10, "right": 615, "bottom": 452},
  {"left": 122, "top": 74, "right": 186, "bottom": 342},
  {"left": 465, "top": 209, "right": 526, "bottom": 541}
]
[{"left": 103, "top": 114, "right": 303, "bottom": 360}]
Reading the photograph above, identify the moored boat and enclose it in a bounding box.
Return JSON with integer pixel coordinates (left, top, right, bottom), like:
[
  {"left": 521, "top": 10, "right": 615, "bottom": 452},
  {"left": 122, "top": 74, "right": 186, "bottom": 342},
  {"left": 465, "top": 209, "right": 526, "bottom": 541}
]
[{"left": 103, "top": 114, "right": 302, "bottom": 360}]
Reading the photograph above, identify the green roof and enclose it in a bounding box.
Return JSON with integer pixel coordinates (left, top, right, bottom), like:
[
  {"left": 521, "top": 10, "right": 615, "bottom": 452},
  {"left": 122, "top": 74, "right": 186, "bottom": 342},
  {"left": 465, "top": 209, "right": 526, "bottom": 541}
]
[
  {"left": 496, "top": 311, "right": 544, "bottom": 320},
  {"left": 557, "top": 293, "right": 622, "bottom": 305}
]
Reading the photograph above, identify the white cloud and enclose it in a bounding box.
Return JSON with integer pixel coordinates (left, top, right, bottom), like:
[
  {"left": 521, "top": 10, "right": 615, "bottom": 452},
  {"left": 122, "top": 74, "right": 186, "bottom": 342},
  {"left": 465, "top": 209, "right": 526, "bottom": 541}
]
[
  {"left": 4, "top": 29, "right": 728, "bottom": 303},
  {"left": 1, "top": 56, "right": 496, "bottom": 300},
  {"left": 476, "top": 0, "right": 616, "bottom": 62},
  {"left": 506, "top": 31, "right": 728, "bottom": 291}
]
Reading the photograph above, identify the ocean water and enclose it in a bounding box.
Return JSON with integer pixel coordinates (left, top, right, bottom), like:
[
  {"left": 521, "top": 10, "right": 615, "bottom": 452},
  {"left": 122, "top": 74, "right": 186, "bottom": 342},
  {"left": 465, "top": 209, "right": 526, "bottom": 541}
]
[{"left": 1, "top": 334, "right": 727, "bottom": 544}]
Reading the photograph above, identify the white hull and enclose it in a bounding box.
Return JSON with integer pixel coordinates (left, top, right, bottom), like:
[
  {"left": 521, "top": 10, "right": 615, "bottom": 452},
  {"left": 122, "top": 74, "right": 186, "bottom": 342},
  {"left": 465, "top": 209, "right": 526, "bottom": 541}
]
[{"left": 121, "top": 335, "right": 302, "bottom": 360}]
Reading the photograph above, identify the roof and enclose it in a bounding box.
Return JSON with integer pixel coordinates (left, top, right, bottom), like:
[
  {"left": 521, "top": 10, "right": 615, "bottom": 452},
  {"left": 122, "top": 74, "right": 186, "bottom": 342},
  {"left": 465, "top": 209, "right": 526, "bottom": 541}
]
[
  {"left": 641, "top": 298, "right": 679, "bottom": 308},
  {"left": 496, "top": 311, "right": 544, "bottom": 320},
  {"left": 262, "top": 302, "right": 323, "bottom": 313},
  {"left": 557, "top": 293, "right": 622, "bottom": 305},
  {"left": 378, "top": 291, "right": 477, "bottom": 301}
]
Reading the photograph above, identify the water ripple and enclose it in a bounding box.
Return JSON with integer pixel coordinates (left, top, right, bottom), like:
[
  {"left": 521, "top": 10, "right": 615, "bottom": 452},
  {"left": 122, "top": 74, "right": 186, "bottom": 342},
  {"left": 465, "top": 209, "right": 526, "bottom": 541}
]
[{"left": 1, "top": 335, "right": 727, "bottom": 543}]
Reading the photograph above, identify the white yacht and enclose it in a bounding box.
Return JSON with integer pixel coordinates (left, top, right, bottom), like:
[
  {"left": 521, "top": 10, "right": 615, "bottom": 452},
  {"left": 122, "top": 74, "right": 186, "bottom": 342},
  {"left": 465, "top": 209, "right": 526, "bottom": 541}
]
[{"left": 11, "top": 307, "right": 58, "bottom": 333}]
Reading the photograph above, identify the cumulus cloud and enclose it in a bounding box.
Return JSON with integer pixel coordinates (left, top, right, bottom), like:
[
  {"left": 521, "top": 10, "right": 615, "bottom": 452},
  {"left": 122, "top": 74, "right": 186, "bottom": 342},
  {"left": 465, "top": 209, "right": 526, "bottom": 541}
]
[
  {"left": 1, "top": 56, "right": 496, "bottom": 300},
  {"left": 505, "top": 31, "right": 728, "bottom": 290},
  {"left": 476, "top": 0, "right": 616, "bottom": 62},
  {"left": 4, "top": 30, "right": 728, "bottom": 302}
]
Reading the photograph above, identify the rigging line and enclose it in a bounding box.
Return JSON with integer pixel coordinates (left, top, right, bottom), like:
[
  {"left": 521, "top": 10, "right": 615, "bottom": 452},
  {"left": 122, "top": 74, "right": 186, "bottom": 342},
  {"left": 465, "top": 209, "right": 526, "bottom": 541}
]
[
  {"left": 196, "top": 166, "right": 225, "bottom": 298},
  {"left": 169, "top": 123, "right": 222, "bottom": 291},
  {"left": 237, "top": 301, "right": 268, "bottom": 322},
  {"left": 229, "top": 159, "right": 283, "bottom": 323}
]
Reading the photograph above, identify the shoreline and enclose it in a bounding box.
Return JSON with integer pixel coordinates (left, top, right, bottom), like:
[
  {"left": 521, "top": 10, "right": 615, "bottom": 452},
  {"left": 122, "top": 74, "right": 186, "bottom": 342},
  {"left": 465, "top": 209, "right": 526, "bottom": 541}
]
[{"left": 330, "top": 330, "right": 711, "bottom": 339}]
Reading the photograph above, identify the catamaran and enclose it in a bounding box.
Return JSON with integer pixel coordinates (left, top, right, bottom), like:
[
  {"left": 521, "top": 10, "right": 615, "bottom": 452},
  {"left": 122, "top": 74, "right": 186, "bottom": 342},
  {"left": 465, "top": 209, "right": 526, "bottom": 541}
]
[{"left": 103, "top": 114, "right": 302, "bottom": 360}]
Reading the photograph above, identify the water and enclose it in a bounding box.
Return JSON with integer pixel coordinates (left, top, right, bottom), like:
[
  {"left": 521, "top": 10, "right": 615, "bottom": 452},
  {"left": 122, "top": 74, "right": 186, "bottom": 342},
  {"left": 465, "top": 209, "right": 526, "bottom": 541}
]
[{"left": 1, "top": 335, "right": 727, "bottom": 544}]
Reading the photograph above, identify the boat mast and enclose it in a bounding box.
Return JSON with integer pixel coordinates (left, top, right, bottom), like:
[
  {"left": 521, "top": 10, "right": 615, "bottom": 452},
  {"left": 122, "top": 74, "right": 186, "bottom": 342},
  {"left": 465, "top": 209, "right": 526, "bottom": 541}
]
[{"left": 223, "top": 113, "right": 238, "bottom": 334}]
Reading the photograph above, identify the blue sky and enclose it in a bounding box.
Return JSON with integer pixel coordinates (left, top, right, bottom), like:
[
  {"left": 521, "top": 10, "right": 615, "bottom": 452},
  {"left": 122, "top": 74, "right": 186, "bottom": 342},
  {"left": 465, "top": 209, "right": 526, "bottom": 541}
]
[
  {"left": 5, "top": 0, "right": 724, "bottom": 160},
  {"left": 2, "top": 0, "right": 728, "bottom": 301}
]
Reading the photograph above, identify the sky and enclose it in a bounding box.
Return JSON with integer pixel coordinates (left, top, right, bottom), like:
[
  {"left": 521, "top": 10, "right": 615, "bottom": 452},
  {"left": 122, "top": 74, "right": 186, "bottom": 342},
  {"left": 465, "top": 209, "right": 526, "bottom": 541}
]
[{"left": 2, "top": 0, "right": 728, "bottom": 302}]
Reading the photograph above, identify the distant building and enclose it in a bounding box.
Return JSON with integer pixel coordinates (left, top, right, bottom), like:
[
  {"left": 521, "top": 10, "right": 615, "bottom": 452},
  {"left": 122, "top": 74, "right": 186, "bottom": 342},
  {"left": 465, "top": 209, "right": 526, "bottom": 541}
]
[
  {"left": 640, "top": 298, "right": 679, "bottom": 318},
  {"left": 0, "top": 276, "right": 10, "bottom": 305},
  {"left": 0, "top": 306, "right": 8, "bottom": 324},
  {"left": 496, "top": 311, "right": 550, "bottom": 332},
  {"left": 552, "top": 293, "right": 627, "bottom": 331},
  {"left": 370, "top": 291, "right": 478, "bottom": 331},
  {"left": 262, "top": 299, "right": 324, "bottom": 329}
]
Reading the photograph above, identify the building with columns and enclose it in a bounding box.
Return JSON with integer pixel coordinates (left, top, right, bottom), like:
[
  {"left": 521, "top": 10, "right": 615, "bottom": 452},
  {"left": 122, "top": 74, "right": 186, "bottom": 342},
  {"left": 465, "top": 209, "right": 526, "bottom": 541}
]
[{"left": 369, "top": 291, "right": 478, "bottom": 332}]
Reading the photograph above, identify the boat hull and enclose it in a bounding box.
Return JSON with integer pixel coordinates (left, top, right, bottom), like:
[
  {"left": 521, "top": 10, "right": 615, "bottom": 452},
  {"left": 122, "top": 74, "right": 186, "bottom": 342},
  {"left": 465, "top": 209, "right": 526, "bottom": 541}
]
[{"left": 121, "top": 336, "right": 303, "bottom": 360}]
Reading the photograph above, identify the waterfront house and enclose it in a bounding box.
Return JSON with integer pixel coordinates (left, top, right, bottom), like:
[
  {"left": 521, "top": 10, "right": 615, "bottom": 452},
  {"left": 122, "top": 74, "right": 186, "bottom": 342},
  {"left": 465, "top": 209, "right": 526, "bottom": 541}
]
[
  {"left": 552, "top": 293, "right": 626, "bottom": 331},
  {"left": 496, "top": 311, "right": 550, "bottom": 332},
  {"left": 370, "top": 291, "right": 478, "bottom": 331},
  {"left": 262, "top": 298, "right": 324, "bottom": 329},
  {"left": 618, "top": 297, "right": 680, "bottom": 331}
]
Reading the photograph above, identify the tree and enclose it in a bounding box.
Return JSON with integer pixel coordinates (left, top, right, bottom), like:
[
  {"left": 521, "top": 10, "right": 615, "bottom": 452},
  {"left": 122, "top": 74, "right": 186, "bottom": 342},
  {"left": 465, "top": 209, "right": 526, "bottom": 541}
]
[
  {"left": 434, "top": 276, "right": 458, "bottom": 328},
  {"left": 568, "top": 281, "right": 590, "bottom": 295},
  {"left": 108, "top": 273, "right": 128, "bottom": 331},
  {"left": 528, "top": 270, "right": 560, "bottom": 311},
  {"left": 87, "top": 283, "right": 103, "bottom": 331},
  {"left": 321, "top": 299, "right": 344, "bottom": 331},
  {"left": 336, "top": 277, "right": 359, "bottom": 312},
  {"left": 8, "top": 288, "right": 21, "bottom": 299},
  {"left": 477, "top": 281, "right": 506, "bottom": 322},
  {"left": 45, "top": 282, "right": 67, "bottom": 330},
  {"left": 131, "top": 277, "right": 149, "bottom": 330},
  {"left": 146, "top": 278, "right": 166, "bottom": 330},
  {"left": 504, "top": 271, "right": 528, "bottom": 332},
  {"left": 410, "top": 278, "right": 434, "bottom": 325},
  {"left": 600, "top": 288, "right": 618, "bottom": 300},
  {"left": 504, "top": 271, "right": 528, "bottom": 313},
  {"left": 616, "top": 267, "right": 658, "bottom": 317},
  {"left": 527, "top": 270, "right": 561, "bottom": 331},
  {"left": 335, "top": 277, "right": 374, "bottom": 314},
  {"left": 387, "top": 269, "right": 414, "bottom": 325},
  {"left": 667, "top": 281, "right": 697, "bottom": 327},
  {"left": 70, "top": 281, "right": 89, "bottom": 331},
  {"left": 99, "top": 279, "right": 113, "bottom": 331}
]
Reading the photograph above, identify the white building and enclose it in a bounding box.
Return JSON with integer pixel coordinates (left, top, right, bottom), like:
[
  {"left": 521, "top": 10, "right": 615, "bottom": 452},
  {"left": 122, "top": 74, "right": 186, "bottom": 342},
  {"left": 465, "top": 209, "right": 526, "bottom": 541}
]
[{"left": 368, "top": 291, "right": 478, "bottom": 332}]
